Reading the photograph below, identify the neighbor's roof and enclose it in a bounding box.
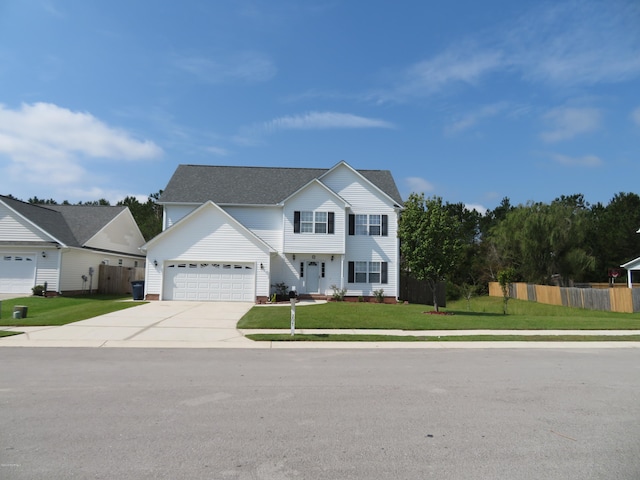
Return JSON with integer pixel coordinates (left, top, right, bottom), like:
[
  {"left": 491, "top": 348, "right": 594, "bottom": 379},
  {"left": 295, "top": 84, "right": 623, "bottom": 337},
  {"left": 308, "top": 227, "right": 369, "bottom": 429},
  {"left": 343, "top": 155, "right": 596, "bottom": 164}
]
[
  {"left": 0, "top": 196, "right": 127, "bottom": 247},
  {"left": 159, "top": 164, "right": 403, "bottom": 206}
]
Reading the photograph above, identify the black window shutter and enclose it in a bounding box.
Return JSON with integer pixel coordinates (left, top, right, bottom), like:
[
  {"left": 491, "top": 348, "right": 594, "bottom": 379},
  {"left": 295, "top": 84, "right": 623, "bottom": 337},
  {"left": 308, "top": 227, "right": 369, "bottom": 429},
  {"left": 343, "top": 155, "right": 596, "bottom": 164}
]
[
  {"left": 348, "top": 261, "right": 355, "bottom": 283},
  {"left": 294, "top": 211, "right": 301, "bottom": 233},
  {"left": 328, "top": 212, "right": 334, "bottom": 234},
  {"left": 348, "top": 214, "right": 355, "bottom": 235},
  {"left": 381, "top": 262, "right": 388, "bottom": 284},
  {"left": 382, "top": 215, "right": 388, "bottom": 236}
]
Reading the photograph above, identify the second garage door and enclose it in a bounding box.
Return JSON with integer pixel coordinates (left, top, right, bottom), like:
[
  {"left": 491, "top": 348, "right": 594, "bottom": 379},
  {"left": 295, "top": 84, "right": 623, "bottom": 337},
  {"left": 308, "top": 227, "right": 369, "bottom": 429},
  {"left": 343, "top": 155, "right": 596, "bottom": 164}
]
[
  {"left": 0, "top": 254, "right": 36, "bottom": 294},
  {"left": 163, "top": 262, "right": 255, "bottom": 301}
]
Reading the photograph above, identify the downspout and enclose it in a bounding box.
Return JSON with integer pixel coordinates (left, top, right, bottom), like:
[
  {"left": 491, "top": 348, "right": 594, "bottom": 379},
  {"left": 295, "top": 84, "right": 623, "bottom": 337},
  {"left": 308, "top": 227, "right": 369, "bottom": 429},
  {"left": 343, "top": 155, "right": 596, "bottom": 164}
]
[{"left": 56, "top": 246, "right": 66, "bottom": 294}]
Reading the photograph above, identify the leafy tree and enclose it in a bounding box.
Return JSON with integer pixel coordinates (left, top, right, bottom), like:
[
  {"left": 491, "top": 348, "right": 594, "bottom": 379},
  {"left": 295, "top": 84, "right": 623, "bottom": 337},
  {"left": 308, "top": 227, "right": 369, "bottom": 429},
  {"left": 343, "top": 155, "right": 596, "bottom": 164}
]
[
  {"left": 589, "top": 192, "right": 640, "bottom": 281},
  {"left": 28, "top": 197, "right": 58, "bottom": 204},
  {"left": 497, "top": 267, "right": 516, "bottom": 314},
  {"left": 487, "top": 198, "right": 595, "bottom": 285},
  {"left": 398, "top": 193, "right": 463, "bottom": 311}
]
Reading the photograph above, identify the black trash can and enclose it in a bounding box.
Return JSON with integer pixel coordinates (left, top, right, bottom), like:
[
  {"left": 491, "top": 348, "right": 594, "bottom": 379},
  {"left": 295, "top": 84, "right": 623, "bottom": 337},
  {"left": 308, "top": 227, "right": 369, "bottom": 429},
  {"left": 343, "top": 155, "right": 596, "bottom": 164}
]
[{"left": 131, "top": 281, "right": 145, "bottom": 301}]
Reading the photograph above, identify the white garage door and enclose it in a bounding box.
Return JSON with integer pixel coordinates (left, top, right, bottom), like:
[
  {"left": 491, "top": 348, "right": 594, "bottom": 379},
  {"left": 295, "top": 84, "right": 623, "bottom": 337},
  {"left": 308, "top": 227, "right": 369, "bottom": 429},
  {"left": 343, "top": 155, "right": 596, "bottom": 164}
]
[
  {"left": 0, "top": 254, "right": 36, "bottom": 294},
  {"left": 163, "top": 262, "right": 255, "bottom": 301}
]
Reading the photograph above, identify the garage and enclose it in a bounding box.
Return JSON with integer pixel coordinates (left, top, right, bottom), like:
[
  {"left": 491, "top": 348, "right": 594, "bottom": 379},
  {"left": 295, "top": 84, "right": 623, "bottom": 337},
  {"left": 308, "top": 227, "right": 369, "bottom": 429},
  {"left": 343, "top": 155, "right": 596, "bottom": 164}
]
[
  {"left": 0, "top": 254, "right": 36, "bottom": 294},
  {"left": 163, "top": 262, "right": 255, "bottom": 301}
]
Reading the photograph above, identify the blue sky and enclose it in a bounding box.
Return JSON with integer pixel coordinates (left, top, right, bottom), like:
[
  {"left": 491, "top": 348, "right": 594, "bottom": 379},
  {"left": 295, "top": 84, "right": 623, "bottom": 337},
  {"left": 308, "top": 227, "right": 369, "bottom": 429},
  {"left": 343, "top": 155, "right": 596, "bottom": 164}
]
[{"left": 1, "top": 0, "right": 639, "bottom": 213}]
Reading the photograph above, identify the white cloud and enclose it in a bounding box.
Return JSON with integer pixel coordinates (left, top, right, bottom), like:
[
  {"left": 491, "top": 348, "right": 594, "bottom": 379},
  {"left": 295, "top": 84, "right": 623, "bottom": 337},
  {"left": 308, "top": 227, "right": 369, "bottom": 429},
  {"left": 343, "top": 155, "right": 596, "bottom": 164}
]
[
  {"left": 173, "top": 51, "right": 276, "bottom": 84},
  {"left": 465, "top": 203, "right": 488, "bottom": 215},
  {"left": 405, "top": 177, "right": 435, "bottom": 194},
  {"left": 507, "top": 0, "right": 640, "bottom": 86},
  {"left": 0, "top": 102, "right": 163, "bottom": 195},
  {"left": 262, "top": 112, "right": 395, "bottom": 132},
  {"left": 399, "top": 48, "right": 504, "bottom": 98},
  {"left": 540, "top": 107, "right": 601, "bottom": 142},
  {"left": 444, "top": 102, "right": 508, "bottom": 135},
  {"left": 631, "top": 107, "right": 640, "bottom": 126},
  {"left": 550, "top": 153, "right": 603, "bottom": 167},
  {"left": 373, "top": 0, "right": 640, "bottom": 101},
  {"left": 204, "top": 146, "right": 230, "bottom": 156}
]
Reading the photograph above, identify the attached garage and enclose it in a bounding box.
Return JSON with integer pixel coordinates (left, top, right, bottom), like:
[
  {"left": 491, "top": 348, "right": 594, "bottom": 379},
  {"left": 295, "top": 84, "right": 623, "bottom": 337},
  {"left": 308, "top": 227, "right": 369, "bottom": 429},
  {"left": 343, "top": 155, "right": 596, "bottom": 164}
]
[
  {"left": 163, "top": 262, "right": 255, "bottom": 301},
  {"left": 0, "top": 254, "right": 36, "bottom": 294}
]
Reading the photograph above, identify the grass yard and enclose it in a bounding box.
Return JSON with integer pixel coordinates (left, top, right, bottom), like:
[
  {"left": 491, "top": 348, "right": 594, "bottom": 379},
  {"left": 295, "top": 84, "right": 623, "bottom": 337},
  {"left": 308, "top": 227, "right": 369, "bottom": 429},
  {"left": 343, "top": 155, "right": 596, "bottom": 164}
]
[
  {"left": 0, "top": 295, "right": 146, "bottom": 327},
  {"left": 237, "top": 296, "right": 640, "bottom": 331}
]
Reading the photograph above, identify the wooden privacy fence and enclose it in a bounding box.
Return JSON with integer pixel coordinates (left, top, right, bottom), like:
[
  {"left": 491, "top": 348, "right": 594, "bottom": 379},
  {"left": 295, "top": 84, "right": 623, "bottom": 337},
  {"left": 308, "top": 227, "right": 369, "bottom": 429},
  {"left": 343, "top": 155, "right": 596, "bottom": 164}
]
[
  {"left": 399, "top": 272, "right": 446, "bottom": 307},
  {"left": 489, "top": 282, "right": 640, "bottom": 313},
  {"left": 98, "top": 265, "right": 145, "bottom": 295}
]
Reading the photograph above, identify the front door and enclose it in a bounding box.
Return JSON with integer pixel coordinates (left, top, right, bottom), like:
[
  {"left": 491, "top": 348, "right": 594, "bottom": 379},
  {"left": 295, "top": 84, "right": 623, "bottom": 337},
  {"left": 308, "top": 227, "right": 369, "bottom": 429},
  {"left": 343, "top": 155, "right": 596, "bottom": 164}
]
[{"left": 306, "top": 261, "right": 319, "bottom": 293}]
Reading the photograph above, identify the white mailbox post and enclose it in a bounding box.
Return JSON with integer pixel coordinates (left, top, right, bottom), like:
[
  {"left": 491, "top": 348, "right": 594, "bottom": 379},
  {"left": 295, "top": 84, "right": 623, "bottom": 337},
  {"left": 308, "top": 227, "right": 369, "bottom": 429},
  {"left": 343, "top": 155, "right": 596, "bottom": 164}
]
[{"left": 289, "top": 286, "right": 297, "bottom": 336}]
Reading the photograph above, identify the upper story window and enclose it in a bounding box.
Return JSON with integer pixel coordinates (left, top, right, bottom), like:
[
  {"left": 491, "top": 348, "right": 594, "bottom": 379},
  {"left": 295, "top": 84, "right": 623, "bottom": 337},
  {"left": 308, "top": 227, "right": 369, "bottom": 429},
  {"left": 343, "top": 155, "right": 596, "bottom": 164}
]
[
  {"left": 294, "top": 211, "right": 335, "bottom": 234},
  {"left": 349, "top": 214, "right": 388, "bottom": 236}
]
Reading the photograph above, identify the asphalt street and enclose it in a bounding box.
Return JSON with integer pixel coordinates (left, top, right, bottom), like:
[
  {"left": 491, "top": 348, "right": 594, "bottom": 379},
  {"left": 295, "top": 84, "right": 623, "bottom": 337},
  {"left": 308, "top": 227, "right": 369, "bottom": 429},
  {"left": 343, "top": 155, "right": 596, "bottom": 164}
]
[{"left": 1, "top": 348, "right": 639, "bottom": 479}]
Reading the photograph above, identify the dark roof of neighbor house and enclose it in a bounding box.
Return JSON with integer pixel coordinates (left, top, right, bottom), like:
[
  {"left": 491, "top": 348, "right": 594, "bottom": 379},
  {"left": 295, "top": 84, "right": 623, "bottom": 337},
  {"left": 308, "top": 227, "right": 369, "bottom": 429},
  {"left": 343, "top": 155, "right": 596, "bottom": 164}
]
[
  {"left": 159, "top": 164, "right": 404, "bottom": 206},
  {"left": 0, "top": 195, "right": 127, "bottom": 247}
]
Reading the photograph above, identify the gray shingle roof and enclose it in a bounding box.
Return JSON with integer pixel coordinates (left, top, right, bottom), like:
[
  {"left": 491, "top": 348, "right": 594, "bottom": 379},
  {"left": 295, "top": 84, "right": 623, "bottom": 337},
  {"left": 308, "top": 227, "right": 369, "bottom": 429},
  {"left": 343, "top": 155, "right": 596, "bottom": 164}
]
[
  {"left": 0, "top": 196, "right": 126, "bottom": 247},
  {"left": 159, "top": 164, "right": 403, "bottom": 206}
]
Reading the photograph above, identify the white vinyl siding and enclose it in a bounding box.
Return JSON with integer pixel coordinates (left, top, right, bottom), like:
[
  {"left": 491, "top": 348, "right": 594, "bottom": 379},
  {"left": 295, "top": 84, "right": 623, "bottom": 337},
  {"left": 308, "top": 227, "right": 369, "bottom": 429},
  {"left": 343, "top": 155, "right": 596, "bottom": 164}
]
[
  {"left": 145, "top": 203, "right": 271, "bottom": 300},
  {"left": 224, "top": 206, "right": 282, "bottom": 251},
  {"left": 283, "top": 182, "right": 345, "bottom": 254},
  {"left": 84, "top": 210, "right": 146, "bottom": 256},
  {"left": 0, "top": 203, "right": 55, "bottom": 242},
  {"left": 164, "top": 204, "right": 198, "bottom": 229},
  {"left": 320, "top": 164, "right": 399, "bottom": 298},
  {"left": 59, "top": 248, "right": 141, "bottom": 293}
]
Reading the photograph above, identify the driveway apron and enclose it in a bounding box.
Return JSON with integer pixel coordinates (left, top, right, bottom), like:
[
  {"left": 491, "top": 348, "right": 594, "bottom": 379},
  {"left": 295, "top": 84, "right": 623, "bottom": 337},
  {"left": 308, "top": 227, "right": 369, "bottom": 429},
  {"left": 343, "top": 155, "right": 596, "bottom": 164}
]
[{"left": 0, "top": 301, "right": 259, "bottom": 348}]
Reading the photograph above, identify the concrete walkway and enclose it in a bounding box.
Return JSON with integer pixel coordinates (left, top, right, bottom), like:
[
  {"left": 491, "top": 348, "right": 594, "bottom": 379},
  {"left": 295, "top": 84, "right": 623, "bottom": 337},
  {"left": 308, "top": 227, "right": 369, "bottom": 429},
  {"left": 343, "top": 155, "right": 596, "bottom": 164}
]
[{"left": 1, "top": 300, "right": 639, "bottom": 349}]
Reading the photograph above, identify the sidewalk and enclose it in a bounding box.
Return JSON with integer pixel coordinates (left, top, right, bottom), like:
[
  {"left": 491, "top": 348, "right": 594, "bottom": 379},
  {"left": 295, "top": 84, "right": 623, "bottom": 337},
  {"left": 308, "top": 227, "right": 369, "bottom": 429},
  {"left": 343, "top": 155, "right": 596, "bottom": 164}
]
[{"left": 1, "top": 298, "right": 639, "bottom": 349}]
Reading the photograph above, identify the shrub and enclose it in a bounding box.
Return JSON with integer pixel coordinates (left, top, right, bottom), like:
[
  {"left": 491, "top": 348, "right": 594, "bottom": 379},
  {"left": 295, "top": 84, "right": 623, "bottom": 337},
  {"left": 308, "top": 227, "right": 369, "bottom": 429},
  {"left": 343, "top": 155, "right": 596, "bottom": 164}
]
[
  {"left": 32, "top": 285, "right": 45, "bottom": 296},
  {"left": 271, "top": 282, "right": 289, "bottom": 296},
  {"left": 330, "top": 284, "right": 347, "bottom": 301},
  {"left": 373, "top": 288, "right": 385, "bottom": 303}
]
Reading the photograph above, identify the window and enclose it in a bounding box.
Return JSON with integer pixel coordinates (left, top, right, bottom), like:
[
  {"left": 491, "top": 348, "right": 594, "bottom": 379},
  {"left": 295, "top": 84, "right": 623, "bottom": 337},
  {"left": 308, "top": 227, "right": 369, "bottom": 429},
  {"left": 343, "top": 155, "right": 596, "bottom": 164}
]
[
  {"left": 369, "top": 215, "right": 381, "bottom": 236},
  {"left": 300, "top": 262, "right": 304, "bottom": 278},
  {"left": 349, "top": 214, "right": 388, "bottom": 236},
  {"left": 300, "top": 211, "right": 314, "bottom": 233},
  {"left": 369, "top": 262, "right": 381, "bottom": 283},
  {"left": 294, "top": 211, "right": 335, "bottom": 234},
  {"left": 355, "top": 261, "right": 367, "bottom": 283},
  {"left": 321, "top": 262, "right": 325, "bottom": 278},
  {"left": 118, "top": 259, "right": 123, "bottom": 266},
  {"left": 314, "top": 212, "right": 327, "bottom": 233},
  {"left": 355, "top": 215, "right": 368, "bottom": 235},
  {"left": 348, "top": 261, "right": 388, "bottom": 284}
]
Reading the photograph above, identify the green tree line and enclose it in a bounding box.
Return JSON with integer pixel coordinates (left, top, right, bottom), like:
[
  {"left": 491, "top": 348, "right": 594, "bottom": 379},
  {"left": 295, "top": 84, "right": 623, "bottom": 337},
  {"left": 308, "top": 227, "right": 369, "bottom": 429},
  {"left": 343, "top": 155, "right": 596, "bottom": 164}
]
[{"left": 399, "top": 192, "right": 640, "bottom": 299}]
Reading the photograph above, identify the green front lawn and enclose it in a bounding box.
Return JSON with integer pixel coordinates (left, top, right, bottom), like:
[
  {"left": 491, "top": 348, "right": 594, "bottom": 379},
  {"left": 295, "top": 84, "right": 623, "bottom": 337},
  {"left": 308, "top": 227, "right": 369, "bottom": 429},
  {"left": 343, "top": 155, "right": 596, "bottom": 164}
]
[
  {"left": 0, "top": 295, "right": 146, "bottom": 327},
  {"left": 237, "top": 296, "right": 640, "bottom": 330}
]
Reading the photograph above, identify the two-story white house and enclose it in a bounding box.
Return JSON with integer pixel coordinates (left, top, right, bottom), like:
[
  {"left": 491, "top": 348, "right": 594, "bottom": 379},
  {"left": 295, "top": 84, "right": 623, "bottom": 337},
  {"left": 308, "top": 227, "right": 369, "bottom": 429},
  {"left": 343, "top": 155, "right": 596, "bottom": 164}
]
[{"left": 142, "top": 161, "right": 403, "bottom": 303}]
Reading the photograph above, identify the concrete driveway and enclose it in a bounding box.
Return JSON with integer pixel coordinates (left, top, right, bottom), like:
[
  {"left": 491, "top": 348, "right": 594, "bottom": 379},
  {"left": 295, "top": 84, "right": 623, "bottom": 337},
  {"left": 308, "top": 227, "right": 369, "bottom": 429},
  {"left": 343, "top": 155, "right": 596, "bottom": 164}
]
[{"left": 0, "top": 301, "right": 259, "bottom": 348}]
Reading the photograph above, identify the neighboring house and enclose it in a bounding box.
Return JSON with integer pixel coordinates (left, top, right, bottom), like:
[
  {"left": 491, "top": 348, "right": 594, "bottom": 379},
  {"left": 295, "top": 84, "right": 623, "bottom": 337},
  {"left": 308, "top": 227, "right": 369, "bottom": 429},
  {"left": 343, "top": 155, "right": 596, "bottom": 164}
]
[
  {"left": 0, "top": 196, "right": 146, "bottom": 295},
  {"left": 621, "top": 226, "right": 640, "bottom": 288},
  {"left": 142, "top": 161, "right": 403, "bottom": 302}
]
